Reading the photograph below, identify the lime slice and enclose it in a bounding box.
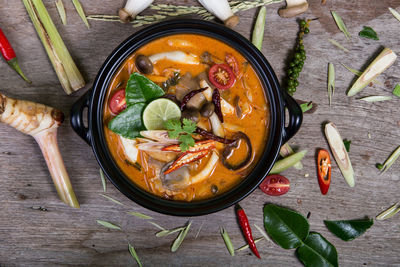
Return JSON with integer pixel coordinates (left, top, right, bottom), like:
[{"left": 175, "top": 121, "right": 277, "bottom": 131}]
[{"left": 143, "top": 98, "right": 181, "bottom": 130}]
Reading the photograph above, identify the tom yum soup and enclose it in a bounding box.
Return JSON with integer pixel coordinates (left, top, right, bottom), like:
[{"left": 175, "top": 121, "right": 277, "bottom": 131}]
[{"left": 103, "top": 34, "right": 270, "bottom": 201}]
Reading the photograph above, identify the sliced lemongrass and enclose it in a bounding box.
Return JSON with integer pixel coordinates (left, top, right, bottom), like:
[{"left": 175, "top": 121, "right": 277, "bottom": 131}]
[
  {"left": 55, "top": 0, "right": 66, "bottom": 25},
  {"left": 22, "top": 0, "right": 85, "bottom": 94},
  {"left": 253, "top": 224, "right": 273, "bottom": 244},
  {"left": 325, "top": 122, "right": 354, "bottom": 187},
  {"left": 195, "top": 221, "right": 204, "bottom": 239},
  {"left": 220, "top": 227, "right": 234, "bottom": 256},
  {"left": 236, "top": 237, "right": 263, "bottom": 251},
  {"left": 380, "top": 145, "right": 400, "bottom": 174},
  {"left": 100, "top": 194, "right": 124, "bottom": 206},
  {"left": 328, "top": 63, "right": 335, "bottom": 106},
  {"left": 72, "top": 0, "right": 90, "bottom": 29},
  {"left": 389, "top": 7, "right": 400, "bottom": 22},
  {"left": 359, "top": 96, "right": 392, "bottom": 102},
  {"left": 376, "top": 203, "right": 400, "bottom": 220},
  {"left": 331, "top": 11, "right": 351, "bottom": 40},
  {"left": 126, "top": 211, "right": 153, "bottom": 220},
  {"left": 156, "top": 227, "right": 186, "bottom": 237},
  {"left": 171, "top": 221, "right": 192, "bottom": 252},
  {"left": 99, "top": 169, "right": 106, "bottom": 192},
  {"left": 279, "top": 143, "right": 303, "bottom": 170},
  {"left": 270, "top": 150, "right": 308, "bottom": 174},
  {"left": 393, "top": 84, "right": 400, "bottom": 98},
  {"left": 328, "top": 39, "right": 349, "bottom": 52},
  {"left": 148, "top": 221, "right": 166, "bottom": 231},
  {"left": 128, "top": 244, "right": 143, "bottom": 267},
  {"left": 96, "top": 220, "right": 121, "bottom": 230},
  {"left": 341, "top": 63, "right": 362, "bottom": 76},
  {"left": 252, "top": 6, "right": 266, "bottom": 50},
  {"left": 347, "top": 48, "right": 397, "bottom": 96}
]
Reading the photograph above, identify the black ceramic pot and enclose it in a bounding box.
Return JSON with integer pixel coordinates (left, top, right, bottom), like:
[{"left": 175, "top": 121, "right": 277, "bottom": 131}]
[{"left": 70, "top": 19, "right": 302, "bottom": 216}]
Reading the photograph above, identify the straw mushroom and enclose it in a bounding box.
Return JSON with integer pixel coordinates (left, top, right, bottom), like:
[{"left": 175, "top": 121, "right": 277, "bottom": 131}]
[
  {"left": 197, "top": 0, "right": 239, "bottom": 28},
  {"left": 118, "top": 0, "right": 154, "bottom": 23},
  {"left": 278, "top": 0, "right": 309, "bottom": 18}
]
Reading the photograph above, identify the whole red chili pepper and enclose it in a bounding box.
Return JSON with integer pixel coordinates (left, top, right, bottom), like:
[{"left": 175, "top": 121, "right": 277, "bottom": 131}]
[
  {"left": 0, "top": 28, "right": 31, "bottom": 83},
  {"left": 235, "top": 204, "right": 261, "bottom": 258}
]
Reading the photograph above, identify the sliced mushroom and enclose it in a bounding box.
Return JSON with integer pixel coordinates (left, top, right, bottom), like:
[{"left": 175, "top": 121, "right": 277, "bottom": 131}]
[{"left": 278, "top": 0, "right": 309, "bottom": 18}]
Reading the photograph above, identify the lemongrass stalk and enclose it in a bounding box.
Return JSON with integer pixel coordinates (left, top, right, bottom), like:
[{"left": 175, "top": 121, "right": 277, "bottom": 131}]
[
  {"left": 55, "top": 0, "right": 66, "bottom": 25},
  {"left": 23, "top": 0, "right": 85, "bottom": 94},
  {"left": 72, "top": 0, "right": 90, "bottom": 29},
  {"left": 252, "top": 6, "right": 267, "bottom": 50}
]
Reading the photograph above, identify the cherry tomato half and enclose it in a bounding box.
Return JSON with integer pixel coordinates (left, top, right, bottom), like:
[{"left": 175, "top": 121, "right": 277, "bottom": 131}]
[
  {"left": 259, "top": 174, "right": 290, "bottom": 196},
  {"left": 208, "top": 63, "right": 236, "bottom": 90},
  {"left": 109, "top": 89, "right": 126, "bottom": 115}
]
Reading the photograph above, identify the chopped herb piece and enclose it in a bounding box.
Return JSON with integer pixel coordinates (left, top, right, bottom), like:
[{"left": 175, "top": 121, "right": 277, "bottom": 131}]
[
  {"left": 393, "top": 84, "right": 400, "bottom": 98},
  {"left": 389, "top": 7, "right": 400, "bottom": 23},
  {"left": 343, "top": 139, "right": 351, "bottom": 152},
  {"left": 156, "top": 227, "right": 186, "bottom": 237},
  {"left": 236, "top": 237, "right": 263, "bottom": 252},
  {"left": 328, "top": 39, "right": 349, "bottom": 53},
  {"left": 378, "top": 145, "right": 400, "bottom": 173},
  {"left": 128, "top": 244, "right": 143, "bottom": 267},
  {"left": 55, "top": 0, "right": 67, "bottom": 25},
  {"left": 99, "top": 169, "right": 106, "bottom": 192},
  {"left": 165, "top": 118, "right": 197, "bottom": 152},
  {"left": 376, "top": 203, "right": 400, "bottom": 221},
  {"left": 100, "top": 194, "right": 124, "bottom": 206},
  {"left": 331, "top": 11, "right": 351, "bottom": 40},
  {"left": 171, "top": 221, "right": 192, "bottom": 252},
  {"left": 72, "top": 0, "right": 90, "bottom": 29},
  {"left": 148, "top": 221, "right": 165, "bottom": 231},
  {"left": 300, "top": 102, "right": 313, "bottom": 113},
  {"left": 96, "top": 220, "right": 121, "bottom": 230},
  {"left": 126, "top": 211, "right": 153, "bottom": 220},
  {"left": 220, "top": 227, "right": 235, "bottom": 256},
  {"left": 328, "top": 63, "right": 335, "bottom": 106},
  {"left": 359, "top": 26, "right": 379, "bottom": 40},
  {"left": 376, "top": 163, "right": 384, "bottom": 170}
]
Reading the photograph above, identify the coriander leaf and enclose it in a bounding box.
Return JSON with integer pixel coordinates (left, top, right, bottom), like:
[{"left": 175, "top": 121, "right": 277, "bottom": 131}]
[
  {"left": 324, "top": 218, "right": 373, "bottom": 241},
  {"left": 179, "top": 134, "right": 195, "bottom": 152},
  {"left": 164, "top": 119, "right": 182, "bottom": 139},
  {"left": 343, "top": 139, "right": 351, "bottom": 152},
  {"left": 359, "top": 26, "right": 379, "bottom": 40},
  {"left": 296, "top": 232, "right": 338, "bottom": 267},
  {"left": 182, "top": 118, "right": 197, "bottom": 134},
  {"left": 393, "top": 84, "right": 400, "bottom": 98},
  {"left": 125, "top": 73, "right": 165, "bottom": 106},
  {"left": 108, "top": 103, "right": 146, "bottom": 139}
]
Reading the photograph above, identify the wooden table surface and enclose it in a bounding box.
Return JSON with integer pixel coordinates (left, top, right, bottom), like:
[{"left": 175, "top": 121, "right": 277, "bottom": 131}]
[{"left": 0, "top": 0, "right": 399, "bottom": 266}]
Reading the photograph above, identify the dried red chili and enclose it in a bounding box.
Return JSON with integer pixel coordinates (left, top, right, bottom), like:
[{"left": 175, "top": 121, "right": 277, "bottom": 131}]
[
  {"left": 235, "top": 204, "right": 261, "bottom": 258},
  {"left": 180, "top": 87, "right": 207, "bottom": 111},
  {"left": 195, "top": 127, "right": 233, "bottom": 144},
  {"left": 317, "top": 149, "right": 331, "bottom": 195},
  {"left": 225, "top": 53, "right": 240, "bottom": 77},
  {"left": 0, "top": 28, "right": 31, "bottom": 83},
  {"left": 212, "top": 88, "right": 224, "bottom": 122}
]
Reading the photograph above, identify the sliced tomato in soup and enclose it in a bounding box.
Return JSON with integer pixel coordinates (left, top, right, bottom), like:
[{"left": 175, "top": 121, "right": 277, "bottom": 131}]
[
  {"left": 109, "top": 89, "right": 127, "bottom": 115},
  {"left": 208, "top": 63, "right": 235, "bottom": 90},
  {"left": 259, "top": 174, "right": 290, "bottom": 196}
]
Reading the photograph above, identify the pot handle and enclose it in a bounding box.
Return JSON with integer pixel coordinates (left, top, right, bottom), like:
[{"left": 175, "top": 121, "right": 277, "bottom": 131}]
[
  {"left": 70, "top": 90, "right": 92, "bottom": 145},
  {"left": 281, "top": 90, "right": 302, "bottom": 144}
]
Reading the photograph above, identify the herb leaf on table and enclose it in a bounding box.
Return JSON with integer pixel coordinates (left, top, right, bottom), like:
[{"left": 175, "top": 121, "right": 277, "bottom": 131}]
[
  {"left": 359, "top": 26, "right": 379, "bottom": 40},
  {"left": 263, "top": 204, "right": 309, "bottom": 249},
  {"left": 324, "top": 218, "right": 373, "bottom": 241},
  {"left": 296, "top": 232, "right": 338, "bottom": 267}
]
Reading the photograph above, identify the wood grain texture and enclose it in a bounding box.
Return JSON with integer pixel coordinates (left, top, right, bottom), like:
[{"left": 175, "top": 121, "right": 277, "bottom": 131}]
[{"left": 0, "top": 0, "right": 399, "bottom": 266}]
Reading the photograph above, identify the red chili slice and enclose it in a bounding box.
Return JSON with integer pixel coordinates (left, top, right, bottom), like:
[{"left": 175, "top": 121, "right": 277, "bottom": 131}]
[
  {"left": 317, "top": 149, "right": 331, "bottom": 195},
  {"left": 225, "top": 53, "right": 240, "bottom": 77},
  {"left": 109, "top": 89, "right": 126, "bottom": 115},
  {"left": 208, "top": 63, "right": 235, "bottom": 90},
  {"left": 259, "top": 174, "right": 290, "bottom": 196}
]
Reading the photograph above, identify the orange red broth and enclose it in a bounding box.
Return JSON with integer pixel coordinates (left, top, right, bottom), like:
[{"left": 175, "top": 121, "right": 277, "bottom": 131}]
[{"left": 103, "top": 34, "right": 270, "bottom": 201}]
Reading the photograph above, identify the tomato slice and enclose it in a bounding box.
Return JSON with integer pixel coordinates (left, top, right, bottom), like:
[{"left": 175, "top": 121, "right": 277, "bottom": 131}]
[
  {"left": 225, "top": 53, "right": 240, "bottom": 77},
  {"left": 259, "top": 174, "right": 290, "bottom": 196},
  {"left": 208, "top": 64, "right": 235, "bottom": 90},
  {"left": 109, "top": 89, "right": 126, "bottom": 115}
]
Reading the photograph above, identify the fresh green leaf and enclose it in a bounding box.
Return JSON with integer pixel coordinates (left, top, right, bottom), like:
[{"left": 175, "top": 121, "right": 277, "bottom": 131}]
[
  {"left": 392, "top": 84, "right": 400, "bottom": 98},
  {"left": 376, "top": 203, "right": 400, "bottom": 221},
  {"left": 300, "top": 102, "right": 313, "bottom": 113},
  {"left": 343, "top": 139, "right": 351, "bottom": 152},
  {"left": 324, "top": 218, "right": 373, "bottom": 241},
  {"left": 296, "top": 232, "right": 338, "bottom": 267},
  {"left": 331, "top": 11, "right": 351, "bottom": 40},
  {"left": 100, "top": 194, "right": 124, "bottom": 206},
  {"left": 108, "top": 103, "right": 146, "bottom": 139},
  {"left": 220, "top": 227, "right": 235, "bottom": 256},
  {"left": 359, "top": 26, "right": 379, "bottom": 40},
  {"left": 263, "top": 204, "right": 309, "bottom": 249},
  {"left": 128, "top": 243, "right": 143, "bottom": 267},
  {"left": 389, "top": 7, "right": 400, "bottom": 23},
  {"left": 179, "top": 134, "right": 195, "bottom": 152},
  {"left": 99, "top": 168, "right": 106, "bottom": 192},
  {"left": 97, "top": 220, "right": 121, "bottom": 230},
  {"left": 252, "top": 6, "right": 266, "bottom": 50},
  {"left": 126, "top": 73, "right": 165, "bottom": 106},
  {"left": 126, "top": 211, "right": 153, "bottom": 220},
  {"left": 165, "top": 119, "right": 183, "bottom": 139},
  {"left": 182, "top": 118, "right": 197, "bottom": 134},
  {"left": 171, "top": 221, "right": 192, "bottom": 252}
]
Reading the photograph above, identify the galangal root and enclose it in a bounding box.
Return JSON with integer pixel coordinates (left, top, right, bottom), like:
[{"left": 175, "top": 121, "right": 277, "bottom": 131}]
[{"left": 0, "top": 93, "right": 79, "bottom": 208}]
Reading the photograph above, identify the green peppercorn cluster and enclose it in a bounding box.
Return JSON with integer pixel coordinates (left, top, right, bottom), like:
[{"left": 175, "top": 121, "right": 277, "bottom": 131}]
[{"left": 286, "top": 19, "right": 310, "bottom": 95}]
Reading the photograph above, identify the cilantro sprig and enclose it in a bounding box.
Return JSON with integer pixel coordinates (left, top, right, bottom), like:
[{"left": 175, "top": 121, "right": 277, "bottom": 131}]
[{"left": 164, "top": 118, "right": 196, "bottom": 152}]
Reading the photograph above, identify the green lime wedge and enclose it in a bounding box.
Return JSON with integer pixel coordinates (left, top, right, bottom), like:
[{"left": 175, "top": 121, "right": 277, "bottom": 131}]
[{"left": 143, "top": 98, "right": 181, "bottom": 130}]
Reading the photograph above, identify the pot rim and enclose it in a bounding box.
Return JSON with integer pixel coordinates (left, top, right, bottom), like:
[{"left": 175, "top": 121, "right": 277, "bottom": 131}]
[{"left": 87, "top": 19, "right": 287, "bottom": 216}]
